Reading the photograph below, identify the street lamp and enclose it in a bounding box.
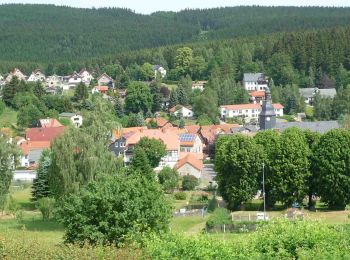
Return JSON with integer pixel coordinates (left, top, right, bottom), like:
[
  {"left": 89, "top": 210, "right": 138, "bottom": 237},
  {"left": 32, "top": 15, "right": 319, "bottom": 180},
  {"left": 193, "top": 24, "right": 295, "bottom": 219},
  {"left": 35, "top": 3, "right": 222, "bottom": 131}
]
[{"left": 262, "top": 162, "right": 266, "bottom": 221}]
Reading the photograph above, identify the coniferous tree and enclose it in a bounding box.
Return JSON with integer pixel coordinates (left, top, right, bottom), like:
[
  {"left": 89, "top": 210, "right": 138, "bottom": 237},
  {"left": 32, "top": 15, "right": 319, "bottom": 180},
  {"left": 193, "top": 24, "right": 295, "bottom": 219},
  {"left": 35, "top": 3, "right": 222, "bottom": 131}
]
[{"left": 32, "top": 150, "right": 51, "bottom": 201}]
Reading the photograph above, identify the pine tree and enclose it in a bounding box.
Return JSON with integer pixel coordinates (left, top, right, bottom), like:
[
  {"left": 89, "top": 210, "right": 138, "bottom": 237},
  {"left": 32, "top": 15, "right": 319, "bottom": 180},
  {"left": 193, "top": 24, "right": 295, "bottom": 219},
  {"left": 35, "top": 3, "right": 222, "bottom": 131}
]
[
  {"left": 32, "top": 150, "right": 51, "bottom": 200},
  {"left": 33, "top": 81, "right": 46, "bottom": 99},
  {"left": 169, "top": 90, "right": 178, "bottom": 108},
  {"left": 114, "top": 98, "right": 124, "bottom": 118},
  {"left": 176, "top": 86, "right": 188, "bottom": 105},
  {"left": 2, "top": 76, "right": 20, "bottom": 106},
  {"left": 74, "top": 82, "right": 89, "bottom": 101}
]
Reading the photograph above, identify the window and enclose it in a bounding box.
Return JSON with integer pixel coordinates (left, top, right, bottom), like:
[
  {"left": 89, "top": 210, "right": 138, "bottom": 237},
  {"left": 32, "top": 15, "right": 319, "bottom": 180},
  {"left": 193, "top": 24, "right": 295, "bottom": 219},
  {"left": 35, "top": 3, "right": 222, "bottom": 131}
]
[
  {"left": 120, "top": 142, "right": 125, "bottom": 147},
  {"left": 114, "top": 143, "right": 119, "bottom": 147},
  {"left": 246, "top": 110, "right": 248, "bottom": 113}
]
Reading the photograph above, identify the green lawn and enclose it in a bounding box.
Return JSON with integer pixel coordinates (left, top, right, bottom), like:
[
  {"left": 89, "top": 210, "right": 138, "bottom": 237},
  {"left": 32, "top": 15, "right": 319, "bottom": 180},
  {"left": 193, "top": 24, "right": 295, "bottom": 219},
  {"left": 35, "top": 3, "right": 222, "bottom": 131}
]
[{"left": 0, "top": 107, "right": 17, "bottom": 127}]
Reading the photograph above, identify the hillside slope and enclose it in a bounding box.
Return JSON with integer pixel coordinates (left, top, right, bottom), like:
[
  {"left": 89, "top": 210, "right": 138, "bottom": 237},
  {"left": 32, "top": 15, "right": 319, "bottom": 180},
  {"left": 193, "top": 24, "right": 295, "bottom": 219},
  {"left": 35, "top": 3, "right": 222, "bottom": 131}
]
[{"left": 1, "top": 5, "right": 350, "bottom": 63}]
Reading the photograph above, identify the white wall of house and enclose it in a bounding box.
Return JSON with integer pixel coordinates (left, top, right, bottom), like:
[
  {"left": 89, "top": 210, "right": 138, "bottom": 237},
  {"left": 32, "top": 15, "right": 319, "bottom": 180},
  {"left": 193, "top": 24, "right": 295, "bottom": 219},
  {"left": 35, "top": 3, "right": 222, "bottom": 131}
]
[
  {"left": 80, "top": 70, "right": 93, "bottom": 83},
  {"left": 177, "top": 164, "right": 201, "bottom": 179},
  {"left": 154, "top": 67, "right": 166, "bottom": 78},
  {"left": 20, "top": 155, "right": 29, "bottom": 167},
  {"left": 220, "top": 106, "right": 283, "bottom": 122},
  {"left": 175, "top": 107, "right": 194, "bottom": 118},
  {"left": 69, "top": 115, "right": 83, "bottom": 128},
  {"left": 244, "top": 81, "right": 268, "bottom": 91}
]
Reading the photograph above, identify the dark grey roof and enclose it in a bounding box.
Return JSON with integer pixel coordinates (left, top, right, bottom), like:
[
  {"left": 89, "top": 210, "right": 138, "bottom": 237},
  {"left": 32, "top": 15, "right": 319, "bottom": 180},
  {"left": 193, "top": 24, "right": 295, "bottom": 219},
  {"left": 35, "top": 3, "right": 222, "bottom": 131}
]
[
  {"left": 299, "top": 88, "right": 315, "bottom": 98},
  {"left": 152, "top": 65, "right": 162, "bottom": 71},
  {"left": 299, "top": 88, "right": 337, "bottom": 99},
  {"left": 232, "top": 125, "right": 259, "bottom": 133},
  {"left": 243, "top": 73, "right": 265, "bottom": 82},
  {"left": 319, "top": 89, "right": 337, "bottom": 98},
  {"left": 275, "top": 121, "right": 340, "bottom": 134}
]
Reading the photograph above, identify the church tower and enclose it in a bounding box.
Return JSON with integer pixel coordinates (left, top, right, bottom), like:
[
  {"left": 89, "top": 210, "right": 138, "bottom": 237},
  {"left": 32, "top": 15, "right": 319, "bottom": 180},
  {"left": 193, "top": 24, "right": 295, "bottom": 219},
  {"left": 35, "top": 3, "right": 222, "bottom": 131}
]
[{"left": 259, "top": 87, "right": 276, "bottom": 130}]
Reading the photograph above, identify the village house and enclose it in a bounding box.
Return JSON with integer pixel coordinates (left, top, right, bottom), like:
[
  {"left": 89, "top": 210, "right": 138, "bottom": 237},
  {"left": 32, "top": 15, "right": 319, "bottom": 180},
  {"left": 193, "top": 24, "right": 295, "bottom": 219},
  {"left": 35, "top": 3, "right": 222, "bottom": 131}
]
[
  {"left": 175, "top": 153, "right": 203, "bottom": 179},
  {"left": 79, "top": 68, "right": 94, "bottom": 84},
  {"left": 6, "top": 68, "right": 27, "bottom": 82},
  {"left": 68, "top": 71, "right": 83, "bottom": 88},
  {"left": 59, "top": 113, "right": 83, "bottom": 128},
  {"left": 220, "top": 103, "right": 284, "bottom": 122},
  {"left": 249, "top": 91, "right": 265, "bottom": 104},
  {"left": 27, "top": 69, "right": 46, "bottom": 82},
  {"left": 169, "top": 105, "right": 194, "bottom": 118},
  {"left": 179, "top": 133, "right": 203, "bottom": 155},
  {"left": 192, "top": 81, "right": 207, "bottom": 92},
  {"left": 152, "top": 65, "right": 167, "bottom": 79},
  {"left": 92, "top": 86, "right": 109, "bottom": 94},
  {"left": 299, "top": 87, "right": 337, "bottom": 105},
  {"left": 97, "top": 73, "right": 114, "bottom": 87},
  {"left": 19, "top": 125, "right": 65, "bottom": 167},
  {"left": 46, "top": 74, "right": 63, "bottom": 88},
  {"left": 126, "top": 129, "right": 180, "bottom": 171},
  {"left": 243, "top": 73, "right": 268, "bottom": 92}
]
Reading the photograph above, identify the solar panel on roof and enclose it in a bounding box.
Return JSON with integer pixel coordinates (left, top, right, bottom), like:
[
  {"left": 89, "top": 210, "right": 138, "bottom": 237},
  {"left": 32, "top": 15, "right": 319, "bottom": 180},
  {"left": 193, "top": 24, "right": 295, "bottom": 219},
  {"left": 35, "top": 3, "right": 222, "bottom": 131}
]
[{"left": 180, "top": 133, "right": 196, "bottom": 142}]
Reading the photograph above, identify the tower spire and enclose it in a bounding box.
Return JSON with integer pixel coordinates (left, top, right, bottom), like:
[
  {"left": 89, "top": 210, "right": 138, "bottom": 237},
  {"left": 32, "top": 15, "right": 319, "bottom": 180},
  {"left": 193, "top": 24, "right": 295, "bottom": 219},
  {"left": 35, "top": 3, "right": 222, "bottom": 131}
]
[{"left": 259, "top": 87, "right": 276, "bottom": 130}]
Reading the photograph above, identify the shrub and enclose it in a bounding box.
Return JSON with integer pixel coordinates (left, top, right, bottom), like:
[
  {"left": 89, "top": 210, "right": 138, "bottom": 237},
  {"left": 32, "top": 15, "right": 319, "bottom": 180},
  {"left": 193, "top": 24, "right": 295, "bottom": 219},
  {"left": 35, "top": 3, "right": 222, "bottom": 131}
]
[
  {"left": 182, "top": 175, "right": 198, "bottom": 191},
  {"left": 206, "top": 208, "right": 231, "bottom": 229},
  {"left": 36, "top": 197, "right": 55, "bottom": 220},
  {"left": 174, "top": 192, "right": 187, "bottom": 200},
  {"left": 207, "top": 196, "right": 218, "bottom": 212},
  {"left": 158, "top": 167, "right": 179, "bottom": 193},
  {"left": 56, "top": 173, "right": 171, "bottom": 246}
]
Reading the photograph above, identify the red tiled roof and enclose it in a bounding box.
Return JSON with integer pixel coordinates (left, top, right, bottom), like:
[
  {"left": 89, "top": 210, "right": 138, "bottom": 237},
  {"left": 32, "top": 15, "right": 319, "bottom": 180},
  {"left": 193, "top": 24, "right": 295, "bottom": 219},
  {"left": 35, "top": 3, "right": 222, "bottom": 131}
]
[
  {"left": 127, "top": 129, "right": 179, "bottom": 151},
  {"left": 26, "top": 126, "right": 65, "bottom": 142},
  {"left": 19, "top": 140, "right": 51, "bottom": 155},
  {"left": 184, "top": 125, "right": 200, "bottom": 134},
  {"left": 95, "top": 86, "right": 109, "bottom": 91},
  {"left": 145, "top": 117, "right": 171, "bottom": 128},
  {"left": 250, "top": 91, "right": 265, "bottom": 98},
  {"left": 175, "top": 153, "right": 203, "bottom": 171}
]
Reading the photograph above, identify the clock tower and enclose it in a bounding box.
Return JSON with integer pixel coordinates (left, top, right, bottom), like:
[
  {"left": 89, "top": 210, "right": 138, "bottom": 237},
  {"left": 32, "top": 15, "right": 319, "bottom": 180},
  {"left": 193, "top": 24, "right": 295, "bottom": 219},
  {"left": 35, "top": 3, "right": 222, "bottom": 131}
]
[{"left": 259, "top": 87, "right": 276, "bottom": 130}]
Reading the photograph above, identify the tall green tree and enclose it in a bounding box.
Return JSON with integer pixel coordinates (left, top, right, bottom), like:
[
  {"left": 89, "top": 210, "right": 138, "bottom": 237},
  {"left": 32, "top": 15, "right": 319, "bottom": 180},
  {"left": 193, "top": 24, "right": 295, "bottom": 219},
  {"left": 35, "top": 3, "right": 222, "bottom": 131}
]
[
  {"left": 215, "top": 135, "right": 264, "bottom": 210},
  {"left": 254, "top": 130, "right": 280, "bottom": 208},
  {"left": 193, "top": 88, "right": 218, "bottom": 122},
  {"left": 0, "top": 135, "right": 20, "bottom": 210},
  {"left": 134, "top": 137, "right": 167, "bottom": 168},
  {"left": 32, "top": 150, "right": 51, "bottom": 200},
  {"left": 74, "top": 82, "right": 89, "bottom": 101},
  {"left": 175, "top": 47, "right": 193, "bottom": 76},
  {"left": 48, "top": 128, "right": 121, "bottom": 198},
  {"left": 269, "top": 128, "right": 310, "bottom": 206},
  {"left": 313, "top": 129, "right": 350, "bottom": 209},
  {"left": 125, "top": 82, "right": 152, "bottom": 114},
  {"left": 1, "top": 76, "right": 20, "bottom": 106}
]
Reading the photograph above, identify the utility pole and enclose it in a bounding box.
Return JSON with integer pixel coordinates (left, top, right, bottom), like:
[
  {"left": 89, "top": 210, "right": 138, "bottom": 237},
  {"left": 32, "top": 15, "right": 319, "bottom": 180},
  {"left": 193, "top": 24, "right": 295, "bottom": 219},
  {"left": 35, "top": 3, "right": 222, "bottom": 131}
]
[{"left": 262, "top": 162, "right": 266, "bottom": 221}]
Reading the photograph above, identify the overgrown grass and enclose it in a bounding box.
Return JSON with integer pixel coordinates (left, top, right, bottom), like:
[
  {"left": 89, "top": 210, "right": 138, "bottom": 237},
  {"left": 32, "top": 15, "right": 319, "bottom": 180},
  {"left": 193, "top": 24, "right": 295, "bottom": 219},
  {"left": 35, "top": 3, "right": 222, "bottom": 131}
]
[{"left": 170, "top": 215, "right": 208, "bottom": 234}]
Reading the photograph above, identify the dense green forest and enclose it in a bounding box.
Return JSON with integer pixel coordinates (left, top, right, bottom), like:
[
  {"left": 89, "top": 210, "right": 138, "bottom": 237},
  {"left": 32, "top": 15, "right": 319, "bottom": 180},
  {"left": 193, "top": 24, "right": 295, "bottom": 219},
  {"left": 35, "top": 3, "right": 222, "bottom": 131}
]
[{"left": 1, "top": 4, "right": 350, "bottom": 67}]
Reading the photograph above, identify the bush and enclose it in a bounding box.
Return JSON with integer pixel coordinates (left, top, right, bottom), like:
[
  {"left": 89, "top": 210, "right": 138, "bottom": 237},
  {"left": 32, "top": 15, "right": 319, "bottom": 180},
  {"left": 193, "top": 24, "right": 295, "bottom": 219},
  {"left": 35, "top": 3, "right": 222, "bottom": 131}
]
[
  {"left": 207, "top": 196, "right": 218, "bottom": 212},
  {"left": 37, "top": 197, "right": 55, "bottom": 220},
  {"left": 56, "top": 173, "right": 171, "bottom": 245},
  {"left": 182, "top": 175, "right": 198, "bottom": 191},
  {"left": 206, "top": 208, "right": 231, "bottom": 229},
  {"left": 174, "top": 192, "right": 187, "bottom": 200},
  {"left": 158, "top": 167, "right": 179, "bottom": 193}
]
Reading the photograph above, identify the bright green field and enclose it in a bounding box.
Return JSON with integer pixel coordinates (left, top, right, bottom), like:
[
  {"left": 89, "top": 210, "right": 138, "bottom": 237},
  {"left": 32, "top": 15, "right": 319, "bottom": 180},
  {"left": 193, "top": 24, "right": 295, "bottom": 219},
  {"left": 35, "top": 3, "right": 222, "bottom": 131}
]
[{"left": 1, "top": 186, "right": 350, "bottom": 254}]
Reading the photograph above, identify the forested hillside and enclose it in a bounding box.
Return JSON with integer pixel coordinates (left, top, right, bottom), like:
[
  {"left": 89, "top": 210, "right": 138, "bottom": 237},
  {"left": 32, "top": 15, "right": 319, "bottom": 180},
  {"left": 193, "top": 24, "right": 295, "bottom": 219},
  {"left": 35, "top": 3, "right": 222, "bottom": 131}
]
[{"left": 1, "top": 4, "right": 350, "bottom": 65}]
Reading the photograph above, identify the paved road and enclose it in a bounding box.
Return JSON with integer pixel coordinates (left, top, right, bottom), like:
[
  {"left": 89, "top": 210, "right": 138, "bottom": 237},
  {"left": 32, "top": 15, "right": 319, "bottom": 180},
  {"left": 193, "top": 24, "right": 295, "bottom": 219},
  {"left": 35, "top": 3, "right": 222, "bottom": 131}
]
[
  {"left": 201, "top": 164, "right": 216, "bottom": 183},
  {"left": 13, "top": 170, "right": 37, "bottom": 181}
]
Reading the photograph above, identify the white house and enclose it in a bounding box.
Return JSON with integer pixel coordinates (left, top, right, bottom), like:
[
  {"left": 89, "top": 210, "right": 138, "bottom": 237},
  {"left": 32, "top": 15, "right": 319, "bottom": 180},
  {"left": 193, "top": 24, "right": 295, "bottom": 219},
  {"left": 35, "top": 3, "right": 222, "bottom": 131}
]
[
  {"left": 220, "top": 103, "right": 284, "bottom": 122},
  {"left": 192, "top": 81, "right": 207, "bottom": 92},
  {"left": 59, "top": 113, "right": 83, "bottom": 128},
  {"left": 79, "top": 69, "right": 94, "bottom": 84},
  {"left": 27, "top": 70, "right": 46, "bottom": 82},
  {"left": 6, "top": 68, "right": 27, "bottom": 82},
  {"left": 170, "top": 105, "right": 194, "bottom": 118},
  {"left": 299, "top": 88, "right": 337, "bottom": 106},
  {"left": 68, "top": 72, "right": 83, "bottom": 88},
  {"left": 243, "top": 73, "right": 268, "bottom": 92},
  {"left": 152, "top": 65, "right": 167, "bottom": 79},
  {"left": 46, "top": 74, "right": 63, "bottom": 88},
  {"left": 179, "top": 133, "right": 203, "bottom": 155}
]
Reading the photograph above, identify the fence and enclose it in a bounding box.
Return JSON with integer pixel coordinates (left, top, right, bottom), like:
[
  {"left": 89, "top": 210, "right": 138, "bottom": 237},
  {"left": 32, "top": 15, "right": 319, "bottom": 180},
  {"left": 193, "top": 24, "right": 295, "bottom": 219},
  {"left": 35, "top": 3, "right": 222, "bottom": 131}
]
[{"left": 205, "top": 223, "right": 258, "bottom": 233}]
